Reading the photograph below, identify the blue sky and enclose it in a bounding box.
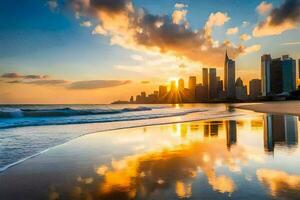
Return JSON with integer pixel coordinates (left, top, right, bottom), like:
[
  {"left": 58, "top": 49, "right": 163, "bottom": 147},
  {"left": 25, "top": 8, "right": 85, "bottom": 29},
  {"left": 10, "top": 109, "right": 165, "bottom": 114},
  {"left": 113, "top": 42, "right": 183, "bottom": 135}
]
[{"left": 0, "top": 0, "right": 299, "bottom": 103}]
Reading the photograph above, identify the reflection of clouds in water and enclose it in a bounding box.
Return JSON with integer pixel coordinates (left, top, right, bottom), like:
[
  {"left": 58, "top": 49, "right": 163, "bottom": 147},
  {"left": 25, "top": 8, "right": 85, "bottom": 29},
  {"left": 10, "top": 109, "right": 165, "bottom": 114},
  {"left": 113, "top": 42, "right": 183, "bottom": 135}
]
[
  {"left": 95, "top": 138, "right": 249, "bottom": 198},
  {"left": 176, "top": 181, "right": 192, "bottom": 198},
  {"left": 257, "top": 169, "right": 300, "bottom": 199},
  {"left": 46, "top": 119, "right": 280, "bottom": 200}
]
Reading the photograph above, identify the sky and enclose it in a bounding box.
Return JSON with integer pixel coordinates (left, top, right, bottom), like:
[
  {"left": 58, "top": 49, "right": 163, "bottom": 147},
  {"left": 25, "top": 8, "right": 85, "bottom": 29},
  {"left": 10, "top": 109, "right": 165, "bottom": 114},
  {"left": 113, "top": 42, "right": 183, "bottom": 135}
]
[{"left": 0, "top": 0, "right": 300, "bottom": 104}]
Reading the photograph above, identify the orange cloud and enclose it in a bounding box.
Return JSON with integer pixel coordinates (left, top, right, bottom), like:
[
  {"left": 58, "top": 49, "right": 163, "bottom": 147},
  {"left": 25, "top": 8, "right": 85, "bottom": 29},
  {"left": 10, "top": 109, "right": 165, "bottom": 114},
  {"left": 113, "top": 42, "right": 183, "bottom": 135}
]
[
  {"left": 69, "top": 0, "right": 260, "bottom": 67},
  {"left": 240, "top": 34, "right": 252, "bottom": 41},
  {"left": 226, "top": 27, "right": 239, "bottom": 35},
  {"left": 257, "top": 169, "right": 300, "bottom": 199},
  {"left": 253, "top": 0, "right": 300, "bottom": 37},
  {"left": 256, "top": 1, "right": 273, "bottom": 15},
  {"left": 172, "top": 9, "right": 188, "bottom": 25}
]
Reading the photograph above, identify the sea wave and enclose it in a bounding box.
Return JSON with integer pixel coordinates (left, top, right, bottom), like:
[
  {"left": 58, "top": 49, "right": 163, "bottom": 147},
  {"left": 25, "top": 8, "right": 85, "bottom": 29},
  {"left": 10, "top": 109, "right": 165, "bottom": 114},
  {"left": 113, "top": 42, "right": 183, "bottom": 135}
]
[
  {"left": 0, "top": 106, "right": 153, "bottom": 118},
  {"left": 0, "top": 108, "right": 207, "bottom": 129}
]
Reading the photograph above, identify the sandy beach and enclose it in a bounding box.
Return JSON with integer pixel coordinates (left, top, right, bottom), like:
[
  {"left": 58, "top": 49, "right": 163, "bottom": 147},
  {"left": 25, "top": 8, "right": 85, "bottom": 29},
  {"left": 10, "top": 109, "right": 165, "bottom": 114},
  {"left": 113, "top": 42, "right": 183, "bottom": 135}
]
[{"left": 235, "top": 101, "right": 300, "bottom": 115}]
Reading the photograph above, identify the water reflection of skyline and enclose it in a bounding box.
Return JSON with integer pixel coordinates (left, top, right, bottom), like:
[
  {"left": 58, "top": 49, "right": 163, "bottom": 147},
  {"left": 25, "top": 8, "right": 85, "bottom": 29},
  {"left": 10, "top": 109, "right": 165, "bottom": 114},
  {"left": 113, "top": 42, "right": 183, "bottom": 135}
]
[
  {"left": 263, "top": 114, "right": 298, "bottom": 152},
  {"left": 26, "top": 114, "right": 300, "bottom": 200}
]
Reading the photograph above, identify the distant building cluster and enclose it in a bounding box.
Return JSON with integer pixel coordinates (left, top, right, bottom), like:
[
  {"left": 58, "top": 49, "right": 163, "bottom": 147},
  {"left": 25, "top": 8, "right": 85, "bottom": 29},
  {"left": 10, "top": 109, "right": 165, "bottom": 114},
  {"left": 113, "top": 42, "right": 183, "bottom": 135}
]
[{"left": 126, "top": 52, "right": 299, "bottom": 104}]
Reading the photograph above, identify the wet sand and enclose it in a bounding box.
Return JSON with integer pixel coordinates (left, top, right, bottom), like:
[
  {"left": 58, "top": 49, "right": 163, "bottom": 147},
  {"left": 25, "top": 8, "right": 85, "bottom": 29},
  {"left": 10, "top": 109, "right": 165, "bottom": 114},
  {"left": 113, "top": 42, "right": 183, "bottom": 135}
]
[
  {"left": 235, "top": 101, "right": 300, "bottom": 115},
  {"left": 1, "top": 114, "right": 300, "bottom": 200}
]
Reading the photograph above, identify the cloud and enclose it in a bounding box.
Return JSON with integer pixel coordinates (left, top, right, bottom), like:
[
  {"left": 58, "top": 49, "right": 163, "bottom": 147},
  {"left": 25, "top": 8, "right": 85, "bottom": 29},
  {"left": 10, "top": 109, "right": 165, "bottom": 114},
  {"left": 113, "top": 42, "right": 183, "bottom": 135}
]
[
  {"left": 256, "top": 1, "right": 273, "bottom": 15},
  {"left": 240, "top": 34, "right": 252, "bottom": 41},
  {"left": 68, "top": 80, "right": 131, "bottom": 90},
  {"left": 7, "top": 79, "right": 67, "bottom": 86},
  {"left": 80, "top": 21, "right": 92, "bottom": 27},
  {"left": 226, "top": 27, "right": 239, "bottom": 35},
  {"left": 1, "top": 72, "right": 49, "bottom": 79},
  {"left": 253, "top": 0, "right": 300, "bottom": 37},
  {"left": 69, "top": 0, "right": 258, "bottom": 67},
  {"left": 131, "top": 54, "right": 144, "bottom": 61},
  {"left": 280, "top": 41, "right": 300, "bottom": 45},
  {"left": 244, "top": 44, "right": 261, "bottom": 53},
  {"left": 257, "top": 169, "right": 300, "bottom": 199},
  {"left": 242, "top": 21, "right": 250, "bottom": 27},
  {"left": 47, "top": 0, "right": 58, "bottom": 12},
  {"left": 26, "top": 80, "right": 67, "bottom": 85},
  {"left": 205, "top": 12, "right": 230, "bottom": 29},
  {"left": 1, "top": 72, "right": 22, "bottom": 78},
  {"left": 174, "top": 3, "right": 188, "bottom": 9},
  {"left": 172, "top": 9, "right": 188, "bottom": 25},
  {"left": 92, "top": 25, "right": 108, "bottom": 35}
]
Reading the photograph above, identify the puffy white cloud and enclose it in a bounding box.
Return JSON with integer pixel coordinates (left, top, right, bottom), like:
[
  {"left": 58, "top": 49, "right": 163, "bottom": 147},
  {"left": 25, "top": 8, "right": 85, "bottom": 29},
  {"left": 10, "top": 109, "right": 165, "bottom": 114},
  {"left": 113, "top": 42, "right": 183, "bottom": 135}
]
[
  {"left": 68, "top": 1, "right": 257, "bottom": 67},
  {"left": 92, "top": 25, "right": 108, "bottom": 35},
  {"left": 256, "top": 1, "right": 273, "bottom": 15},
  {"left": 174, "top": 3, "right": 188, "bottom": 9},
  {"left": 205, "top": 12, "right": 230, "bottom": 28},
  {"left": 172, "top": 9, "right": 188, "bottom": 25},
  {"left": 226, "top": 27, "right": 239, "bottom": 35},
  {"left": 80, "top": 21, "right": 92, "bottom": 27},
  {"left": 244, "top": 44, "right": 261, "bottom": 53},
  {"left": 240, "top": 34, "right": 252, "bottom": 41}
]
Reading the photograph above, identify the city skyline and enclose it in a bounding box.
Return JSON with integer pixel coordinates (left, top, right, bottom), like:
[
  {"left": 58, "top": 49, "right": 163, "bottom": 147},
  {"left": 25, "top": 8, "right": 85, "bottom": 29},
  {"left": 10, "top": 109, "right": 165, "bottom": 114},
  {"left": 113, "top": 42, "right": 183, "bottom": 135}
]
[
  {"left": 125, "top": 51, "right": 299, "bottom": 104},
  {"left": 1, "top": 0, "right": 300, "bottom": 103}
]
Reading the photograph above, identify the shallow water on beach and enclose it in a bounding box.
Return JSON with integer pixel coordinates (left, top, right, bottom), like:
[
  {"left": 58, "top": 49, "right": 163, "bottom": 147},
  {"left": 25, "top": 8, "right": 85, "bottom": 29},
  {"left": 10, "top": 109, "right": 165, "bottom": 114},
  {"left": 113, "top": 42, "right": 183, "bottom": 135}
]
[
  {"left": 0, "top": 103, "right": 243, "bottom": 172},
  {"left": 1, "top": 112, "right": 300, "bottom": 200}
]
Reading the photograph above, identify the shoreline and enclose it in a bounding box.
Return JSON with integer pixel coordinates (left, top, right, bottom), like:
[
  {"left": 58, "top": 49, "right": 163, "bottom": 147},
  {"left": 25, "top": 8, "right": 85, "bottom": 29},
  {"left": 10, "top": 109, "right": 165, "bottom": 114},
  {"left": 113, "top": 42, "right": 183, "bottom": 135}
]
[
  {"left": 234, "top": 101, "right": 300, "bottom": 116},
  {"left": 0, "top": 110, "right": 246, "bottom": 174}
]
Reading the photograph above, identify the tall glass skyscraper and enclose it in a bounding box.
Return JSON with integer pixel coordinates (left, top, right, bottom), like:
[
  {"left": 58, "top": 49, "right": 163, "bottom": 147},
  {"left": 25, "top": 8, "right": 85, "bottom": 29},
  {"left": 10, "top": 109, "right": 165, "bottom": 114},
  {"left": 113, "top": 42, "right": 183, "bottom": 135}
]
[
  {"left": 209, "top": 68, "right": 217, "bottom": 99},
  {"left": 261, "top": 54, "right": 271, "bottom": 96},
  {"left": 282, "top": 55, "right": 296, "bottom": 93},
  {"left": 262, "top": 55, "right": 296, "bottom": 96},
  {"left": 202, "top": 68, "right": 209, "bottom": 99},
  {"left": 224, "top": 51, "right": 235, "bottom": 98}
]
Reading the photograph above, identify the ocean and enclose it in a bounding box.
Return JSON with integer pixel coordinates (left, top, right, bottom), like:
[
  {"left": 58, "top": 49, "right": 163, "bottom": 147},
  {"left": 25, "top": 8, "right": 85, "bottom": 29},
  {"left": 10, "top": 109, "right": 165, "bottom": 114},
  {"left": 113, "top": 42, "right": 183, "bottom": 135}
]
[{"left": 0, "top": 104, "right": 245, "bottom": 172}]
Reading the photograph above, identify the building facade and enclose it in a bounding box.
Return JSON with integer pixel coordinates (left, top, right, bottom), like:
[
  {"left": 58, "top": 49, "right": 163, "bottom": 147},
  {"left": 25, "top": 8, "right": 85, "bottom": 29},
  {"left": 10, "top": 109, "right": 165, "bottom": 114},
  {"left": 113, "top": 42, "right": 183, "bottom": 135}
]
[
  {"left": 261, "top": 54, "right": 272, "bottom": 96},
  {"left": 224, "top": 51, "right": 236, "bottom": 98},
  {"left": 249, "top": 79, "right": 261, "bottom": 99},
  {"left": 209, "top": 68, "right": 218, "bottom": 99}
]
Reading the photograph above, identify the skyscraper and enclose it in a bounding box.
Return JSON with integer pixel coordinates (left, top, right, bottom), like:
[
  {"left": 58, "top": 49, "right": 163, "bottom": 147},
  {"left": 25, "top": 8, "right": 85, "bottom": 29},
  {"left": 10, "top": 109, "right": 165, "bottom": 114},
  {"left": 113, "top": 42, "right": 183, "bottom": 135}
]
[
  {"left": 170, "top": 80, "right": 177, "bottom": 92},
  {"left": 249, "top": 79, "right": 261, "bottom": 99},
  {"left": 195, "top": 84, "right": 207, "bottom": 102},
  {"left": 178, "top": 79, "right": 184, "bottom": 92},
  {"left": 189, "top": 76, "right": 196, "bottom": 100},
  {"left": 282, "top": 55, "right": 296, "bottom": 93},
  {"left": 159, "top": 85, "right": 167, "bottom": 98},
  {"left": 299, "top": 59, "right": 300, "bottom": 79},
  {"left": 235, "top": 77, "right": 247, "bottom": 100},
  {"left": 202, "top": 68, "right": 209, "bottom": 99},
  {"left": 189, "top": 76, "right": 196, "bottom": 90},
  {"left": 209, "top": 68, "right": 217, "bottom": 99},
  {"left": 224, "top": 51, "right": 235, "bottom": 98},
  {"left": 261, "top": 54, "right": 272, "bottom": 96},
  {"left": 224, "top": 50, "right": 229, "bottom": 92},
  {"left": 270, "top": 58, "right": 283, "bottom": 94}
]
